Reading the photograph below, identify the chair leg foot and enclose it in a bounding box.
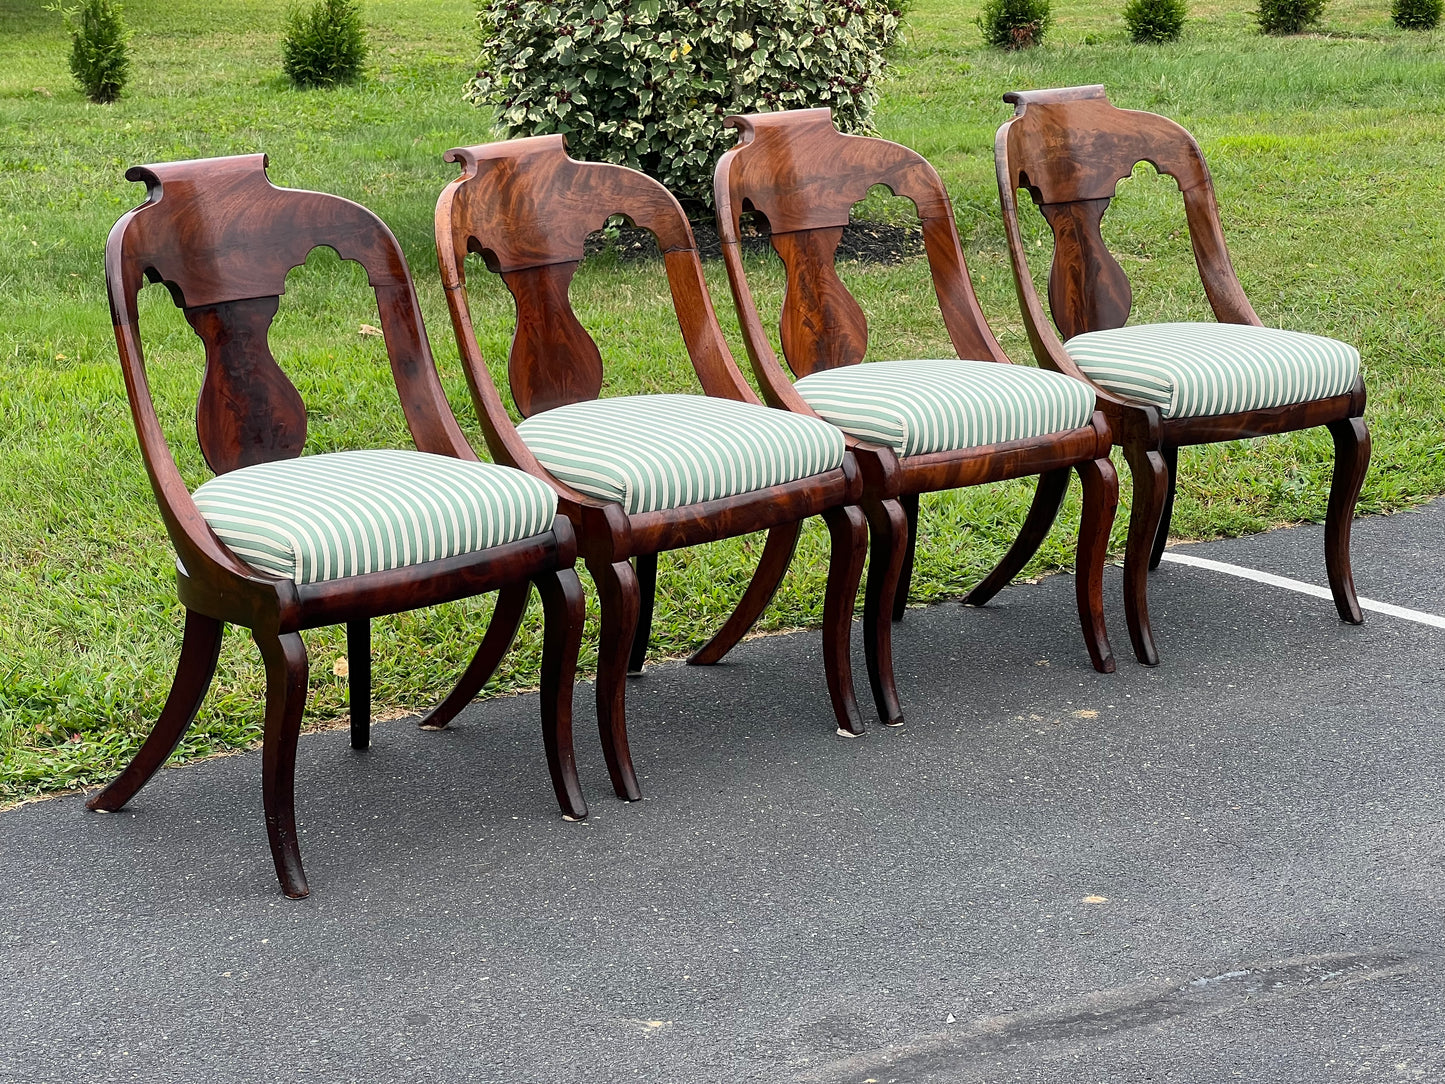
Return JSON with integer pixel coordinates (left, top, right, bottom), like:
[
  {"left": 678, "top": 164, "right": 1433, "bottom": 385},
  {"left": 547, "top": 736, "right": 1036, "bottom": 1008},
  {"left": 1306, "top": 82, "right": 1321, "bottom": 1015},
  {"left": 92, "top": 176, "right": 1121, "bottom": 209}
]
[
  {"left": 964, "top": 468, "right": 1070, "bottom": 607},
  {"left": 688, "top": 521, "right": 801, "bottom": 666},
  {"left": 417, "top": 581, "right": 530, "bottom": 731},
  {"left": 1075, "top": 457, "right": 1119, "bottom": 674},
  {"left": 592, "top": 558, "right": 642, "bottom": 801},
  {"left": 255, "top": 630, "right": 311, "bottom": 899},
  {"left": 87, "top": 610, "right": 223, "bottom": 813},
  {"left": 535, "top": 568, "right": 588, "bottom": 820},
  {"left": 821, "top": 505, "right": 868, "bottom": 738},
  {"left": 1122, "top": 444, "right": 1169, "bottom": 666},
  {"left": 1325, "top": 416, "right": 1371, "bottom": 625},
  {"left": 862, "top": 499, "right": 907, "bottom": 726}
]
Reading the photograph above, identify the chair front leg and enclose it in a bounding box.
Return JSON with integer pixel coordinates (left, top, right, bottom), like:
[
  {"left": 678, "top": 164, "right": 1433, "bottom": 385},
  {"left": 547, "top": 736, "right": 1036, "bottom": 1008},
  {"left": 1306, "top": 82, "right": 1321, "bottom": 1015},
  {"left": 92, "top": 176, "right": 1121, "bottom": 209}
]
[
  {"left": 87, "top": 609, "right": 223, "bottom": 813},
  {"left": 1121, "top": 442, "right": 1170, "bottom": 666},
  {"left": 862, "top": 499, "right": 907, "bottom": 726},
  {"left": 255, "top": 630, "right": 311, "bottom": 899},
  {"left": 346, "top": 618, "right": 370, "bottom": 750},
  {"left": 964, "top": 468, "right": 1071, "bottom": 607},
  {"left": 688, "top": 520, "right": 801, "bottom": 666},
  {"left": 418, "top": 581, "right": 531, "bottom": 731},
  {"left": 590, "top": 558, "right": 642, "bottom": 801},
  {"left": 1148, "top": 445, "right": 1179, "bottom": 570},
  {"left": 534, "top": 568, "right": 588, "bottom": 821},
  {"left": 1074, "top": 457, "right": 1119, "bottom": 674},
  {"left": 1325, "top": 416, "right": 1370, "bottom": 625},
  {"left": 821, "top": 506, "right": 868, "bottom": 737}
]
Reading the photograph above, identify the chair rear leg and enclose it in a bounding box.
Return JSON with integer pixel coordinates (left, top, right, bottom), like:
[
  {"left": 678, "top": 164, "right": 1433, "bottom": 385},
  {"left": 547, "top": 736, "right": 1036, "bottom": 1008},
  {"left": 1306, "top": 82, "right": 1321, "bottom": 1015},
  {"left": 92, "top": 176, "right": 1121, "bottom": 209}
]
[
  {"left": 688, "top": 521, "right": 801, "bottom": 666},
  {"left": 964, "top": 468, "right": 1070, "bottom": 607},
  {"left": 1325, "top": 416, "right": 1370, "bottom": 624},
  {"left": 347, "top": 619, "right": 370, "bottom": 750},
  {"left": 893, "top": 493, "right": 920, "bottom": 621},
  {"left": 1148, "top": 446, "right": 1179, "bottom": 570},
  {"left": 87, "top": 610, "right": 223, "bottom": 812},
  {"left": 1121, "top": 443, "right": 1169, "bottom": 666},
  {"left": 821, "top": 506, "right": 868, "bottom": 738},
  {"left": 628, "top": 553, "right": 657, "bottom": 675},
  {"left": 1074, "top": 457, "right": 1119, "bottom": 674},
  {"left": 417, "top": 581, "right": 531, "bottom": 731},
  {"left": 591, "top": 558, "right": 642, "bottom": 801},
  {"left": 255, "top": 630, "right": 311, "bottom": 899},
  {"left": 534, "top": 568, "right": 588, "bottom": 821},
  {"left": 862, "top": 499, "right": 907, "bottom": 726}
]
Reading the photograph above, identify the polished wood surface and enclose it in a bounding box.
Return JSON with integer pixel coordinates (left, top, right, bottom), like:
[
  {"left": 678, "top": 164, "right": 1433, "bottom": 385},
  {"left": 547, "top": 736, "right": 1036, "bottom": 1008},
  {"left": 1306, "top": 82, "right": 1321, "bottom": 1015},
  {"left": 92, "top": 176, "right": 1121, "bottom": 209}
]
[
  {"left": 715, "top": 108, "right": 1119, "bottom": 676},
  {"left": 95, "top": 154, "right": 587, "bottom": 897},
  {"left": 435, "top": 135, "right": 882, "bottom": 798},
  {"left": 995, "top": 85, "right": 1370, "bottom": 663}
]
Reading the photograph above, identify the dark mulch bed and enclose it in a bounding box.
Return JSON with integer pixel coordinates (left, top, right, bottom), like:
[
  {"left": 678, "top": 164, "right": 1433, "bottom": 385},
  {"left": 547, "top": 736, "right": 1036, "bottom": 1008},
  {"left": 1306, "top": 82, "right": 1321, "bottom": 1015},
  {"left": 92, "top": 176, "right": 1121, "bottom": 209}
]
[{"left": 583, "top": 215, "right": 923, "bottom": 265}]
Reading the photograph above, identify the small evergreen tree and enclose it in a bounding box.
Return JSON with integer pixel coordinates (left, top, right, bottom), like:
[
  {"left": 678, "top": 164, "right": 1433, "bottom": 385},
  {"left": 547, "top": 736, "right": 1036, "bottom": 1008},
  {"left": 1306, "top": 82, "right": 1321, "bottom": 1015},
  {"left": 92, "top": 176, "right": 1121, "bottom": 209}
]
[
  {"left": 1256, "top": 0, "right": 1324, "bottom": 34},
  {"left": 282, "top": 0, "right": 368, "bottom": 89},
  {"left": 978, "top": 0, "right": 1053, "bottom": 49},
  {"left": 1392, "top": 0, "right": 1442, "bottom": 30},
  {"left": 52, "top": 0, "right": 131, "bottom": 104},
  {"left": 1124, "top": 0, "right": 1187, "bottom": 42}
]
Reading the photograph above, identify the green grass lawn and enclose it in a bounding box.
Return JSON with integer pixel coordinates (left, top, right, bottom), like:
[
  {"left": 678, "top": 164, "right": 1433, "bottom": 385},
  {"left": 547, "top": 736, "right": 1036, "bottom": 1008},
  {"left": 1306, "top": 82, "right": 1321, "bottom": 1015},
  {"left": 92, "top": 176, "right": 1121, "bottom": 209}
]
[{"left": 2, "top": 0, "right": 1442, "bottom": 803}]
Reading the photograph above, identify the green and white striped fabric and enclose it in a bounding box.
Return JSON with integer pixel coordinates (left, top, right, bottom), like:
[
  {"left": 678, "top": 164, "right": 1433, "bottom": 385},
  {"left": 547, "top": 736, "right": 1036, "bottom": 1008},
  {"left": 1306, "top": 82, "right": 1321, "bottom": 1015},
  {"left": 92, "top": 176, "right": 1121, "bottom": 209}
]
[
  {"left": 515, "top": 393, "right": 845, "bottom": 514},
  {"left": 193, "top": 449, "right": 557, "bottom": 585},
  {"left": 793, "top": 358, "right": 1097, "bottom": 458},
  {"left": 1063, "top": 322, "right": 1360, "bottom": 419}
]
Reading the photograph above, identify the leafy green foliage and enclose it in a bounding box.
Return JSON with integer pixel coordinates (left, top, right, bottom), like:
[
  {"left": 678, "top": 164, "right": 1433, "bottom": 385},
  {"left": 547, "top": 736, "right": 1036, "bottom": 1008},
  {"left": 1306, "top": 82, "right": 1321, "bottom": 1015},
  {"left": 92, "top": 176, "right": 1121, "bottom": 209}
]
[
  {"left": 1393, "top": 0, "right": 1442, "bottom": 30},
  {"left": 1257, "top": 0, "right": 1323, "bottom": 34},
  {"left": 465, "top": 0, "right": 904, "bottom": 208},
  {"left": 282, "top": 0, "right": 368, "bottom": 89},
  {"left": 1124, "top": 0, "right": 1187, "bottom": 42},
  {"left": 51, "top": 0, "right": 131, "bottom": 103},
  {"left": 977, "top": 0, "right": 1052, "bottom": 49}
]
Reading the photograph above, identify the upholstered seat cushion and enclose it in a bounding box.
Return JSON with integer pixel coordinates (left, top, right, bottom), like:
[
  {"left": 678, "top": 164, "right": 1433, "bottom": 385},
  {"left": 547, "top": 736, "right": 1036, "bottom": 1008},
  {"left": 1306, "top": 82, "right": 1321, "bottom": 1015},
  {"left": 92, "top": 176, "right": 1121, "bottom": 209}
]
[
  {"left": 792, "top": 359, "right": 1097, "bottom": 458},
  {"left": 192, "top": 449, "right": 558, "bottom": 585},
  {"left": 515, "top": 393, "right": 845, "bottom": 514},
  {"left": 1063, "top": 322, "right": 1360, "bottom": 419}
]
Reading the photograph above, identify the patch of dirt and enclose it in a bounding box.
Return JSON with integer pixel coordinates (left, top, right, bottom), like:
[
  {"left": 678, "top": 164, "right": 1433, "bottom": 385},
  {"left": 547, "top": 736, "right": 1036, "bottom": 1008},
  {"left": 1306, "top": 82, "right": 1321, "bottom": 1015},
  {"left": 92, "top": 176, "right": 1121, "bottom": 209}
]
[{"left": 584, "top": 214, "right": 924, "bottom": 265}]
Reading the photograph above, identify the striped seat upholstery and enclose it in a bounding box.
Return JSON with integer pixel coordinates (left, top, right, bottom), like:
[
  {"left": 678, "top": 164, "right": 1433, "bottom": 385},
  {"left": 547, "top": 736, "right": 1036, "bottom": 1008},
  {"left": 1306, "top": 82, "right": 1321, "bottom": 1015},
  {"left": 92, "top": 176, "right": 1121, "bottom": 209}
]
[
  {"left": 516, "top": 393, "right": 845, "bottom": 514},
  {"left": 793, "top": 359, "right": 1097, "bottom": 458},
  {"left": 192, "top": 449, "right": 558, "bottom": 585},
  {"left": 1063, "top": 322, "right": 1360, "bottom": 419}
]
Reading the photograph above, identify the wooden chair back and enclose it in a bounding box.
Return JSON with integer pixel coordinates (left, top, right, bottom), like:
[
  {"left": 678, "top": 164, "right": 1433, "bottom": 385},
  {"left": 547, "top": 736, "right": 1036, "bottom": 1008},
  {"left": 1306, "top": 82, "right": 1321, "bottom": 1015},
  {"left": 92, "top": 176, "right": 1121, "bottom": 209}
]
[
  {"left": 995, "top": 85, "right": 1259, "bottom": 341},
  {"left": 714, "top": 108, "right": 1008, "bottom": 378},
  {"left": 107, "top": 153, "right": 470, "bottom": 480},
  {"left": 435, "top": 134, "right": 755, "bottom": 422}
]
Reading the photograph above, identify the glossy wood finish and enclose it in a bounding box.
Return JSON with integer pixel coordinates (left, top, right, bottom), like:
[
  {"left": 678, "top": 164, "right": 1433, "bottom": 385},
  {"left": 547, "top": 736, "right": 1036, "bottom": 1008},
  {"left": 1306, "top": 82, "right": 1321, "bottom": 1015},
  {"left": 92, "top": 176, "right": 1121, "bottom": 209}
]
[
  {"left": 435, "top": 135, "right": 881, "bottom": 797},
  {"left": 715, "top": 108, "right": 1118, "bottom": 676},
  {"left": 995, "top": 86, "right": 1370, "bottom": 664},
  {"left": 95, "top": 154, "right": 587, "bottom": 897}
]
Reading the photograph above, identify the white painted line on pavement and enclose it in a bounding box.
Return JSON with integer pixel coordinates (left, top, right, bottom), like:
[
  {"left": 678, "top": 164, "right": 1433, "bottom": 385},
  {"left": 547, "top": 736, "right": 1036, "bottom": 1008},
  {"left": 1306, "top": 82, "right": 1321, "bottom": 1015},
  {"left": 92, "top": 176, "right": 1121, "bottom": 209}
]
[{"left": 1160, "top": 551, "right": 1445, "bottom": 630}]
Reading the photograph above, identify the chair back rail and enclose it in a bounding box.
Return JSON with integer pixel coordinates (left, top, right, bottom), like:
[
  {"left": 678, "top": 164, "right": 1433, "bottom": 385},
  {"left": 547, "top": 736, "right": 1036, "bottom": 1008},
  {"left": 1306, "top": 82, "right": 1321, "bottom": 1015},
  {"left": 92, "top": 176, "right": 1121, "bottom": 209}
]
[
  {"left": 435, "top": 134, "right": 757, "bottom": 432},
  {"left": 714, "top": 108, "right": 1009, "bottom": 382},
  {"left": 997, "top": 86, "right": 1260, "bottom": 341}
]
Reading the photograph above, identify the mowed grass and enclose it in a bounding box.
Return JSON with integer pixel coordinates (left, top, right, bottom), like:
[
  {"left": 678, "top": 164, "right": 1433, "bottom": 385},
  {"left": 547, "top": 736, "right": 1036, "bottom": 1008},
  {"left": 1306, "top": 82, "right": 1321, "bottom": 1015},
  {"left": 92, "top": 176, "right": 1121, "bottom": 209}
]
[{"left": 2, "top": 0, "right": 1442, "bottom": 802}]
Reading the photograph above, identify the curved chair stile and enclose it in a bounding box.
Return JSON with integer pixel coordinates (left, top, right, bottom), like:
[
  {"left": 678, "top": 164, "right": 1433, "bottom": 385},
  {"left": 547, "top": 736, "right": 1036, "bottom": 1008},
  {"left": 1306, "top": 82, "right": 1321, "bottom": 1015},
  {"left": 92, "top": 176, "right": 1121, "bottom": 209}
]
[
  {"left": 96, "top": 153, "right": 588, "bottom": 899},
  {"left": 994, "top": 86, "right": 1369, "bottom": 664},
  {"left": 712, "top": 108, "right": 1120, "bottom": 682},
  {"left": 434, "top": 135, "right": 890, "bottom": 803}
]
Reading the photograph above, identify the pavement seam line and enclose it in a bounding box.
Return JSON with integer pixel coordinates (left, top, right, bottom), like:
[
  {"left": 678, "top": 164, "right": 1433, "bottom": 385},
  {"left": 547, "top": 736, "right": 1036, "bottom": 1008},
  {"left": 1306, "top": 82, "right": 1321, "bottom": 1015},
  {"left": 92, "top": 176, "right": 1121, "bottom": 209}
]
[{"left": 1160, "top": 551, "right": 1445, "bottom": 629}]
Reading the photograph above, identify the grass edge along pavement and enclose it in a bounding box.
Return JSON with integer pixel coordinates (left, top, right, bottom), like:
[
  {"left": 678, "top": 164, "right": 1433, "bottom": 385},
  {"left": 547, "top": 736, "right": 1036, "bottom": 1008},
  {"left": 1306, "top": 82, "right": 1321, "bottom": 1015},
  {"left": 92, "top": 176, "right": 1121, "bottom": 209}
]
[{"left": 2, "top": 0, "right": 1443, "bottom": 804}]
